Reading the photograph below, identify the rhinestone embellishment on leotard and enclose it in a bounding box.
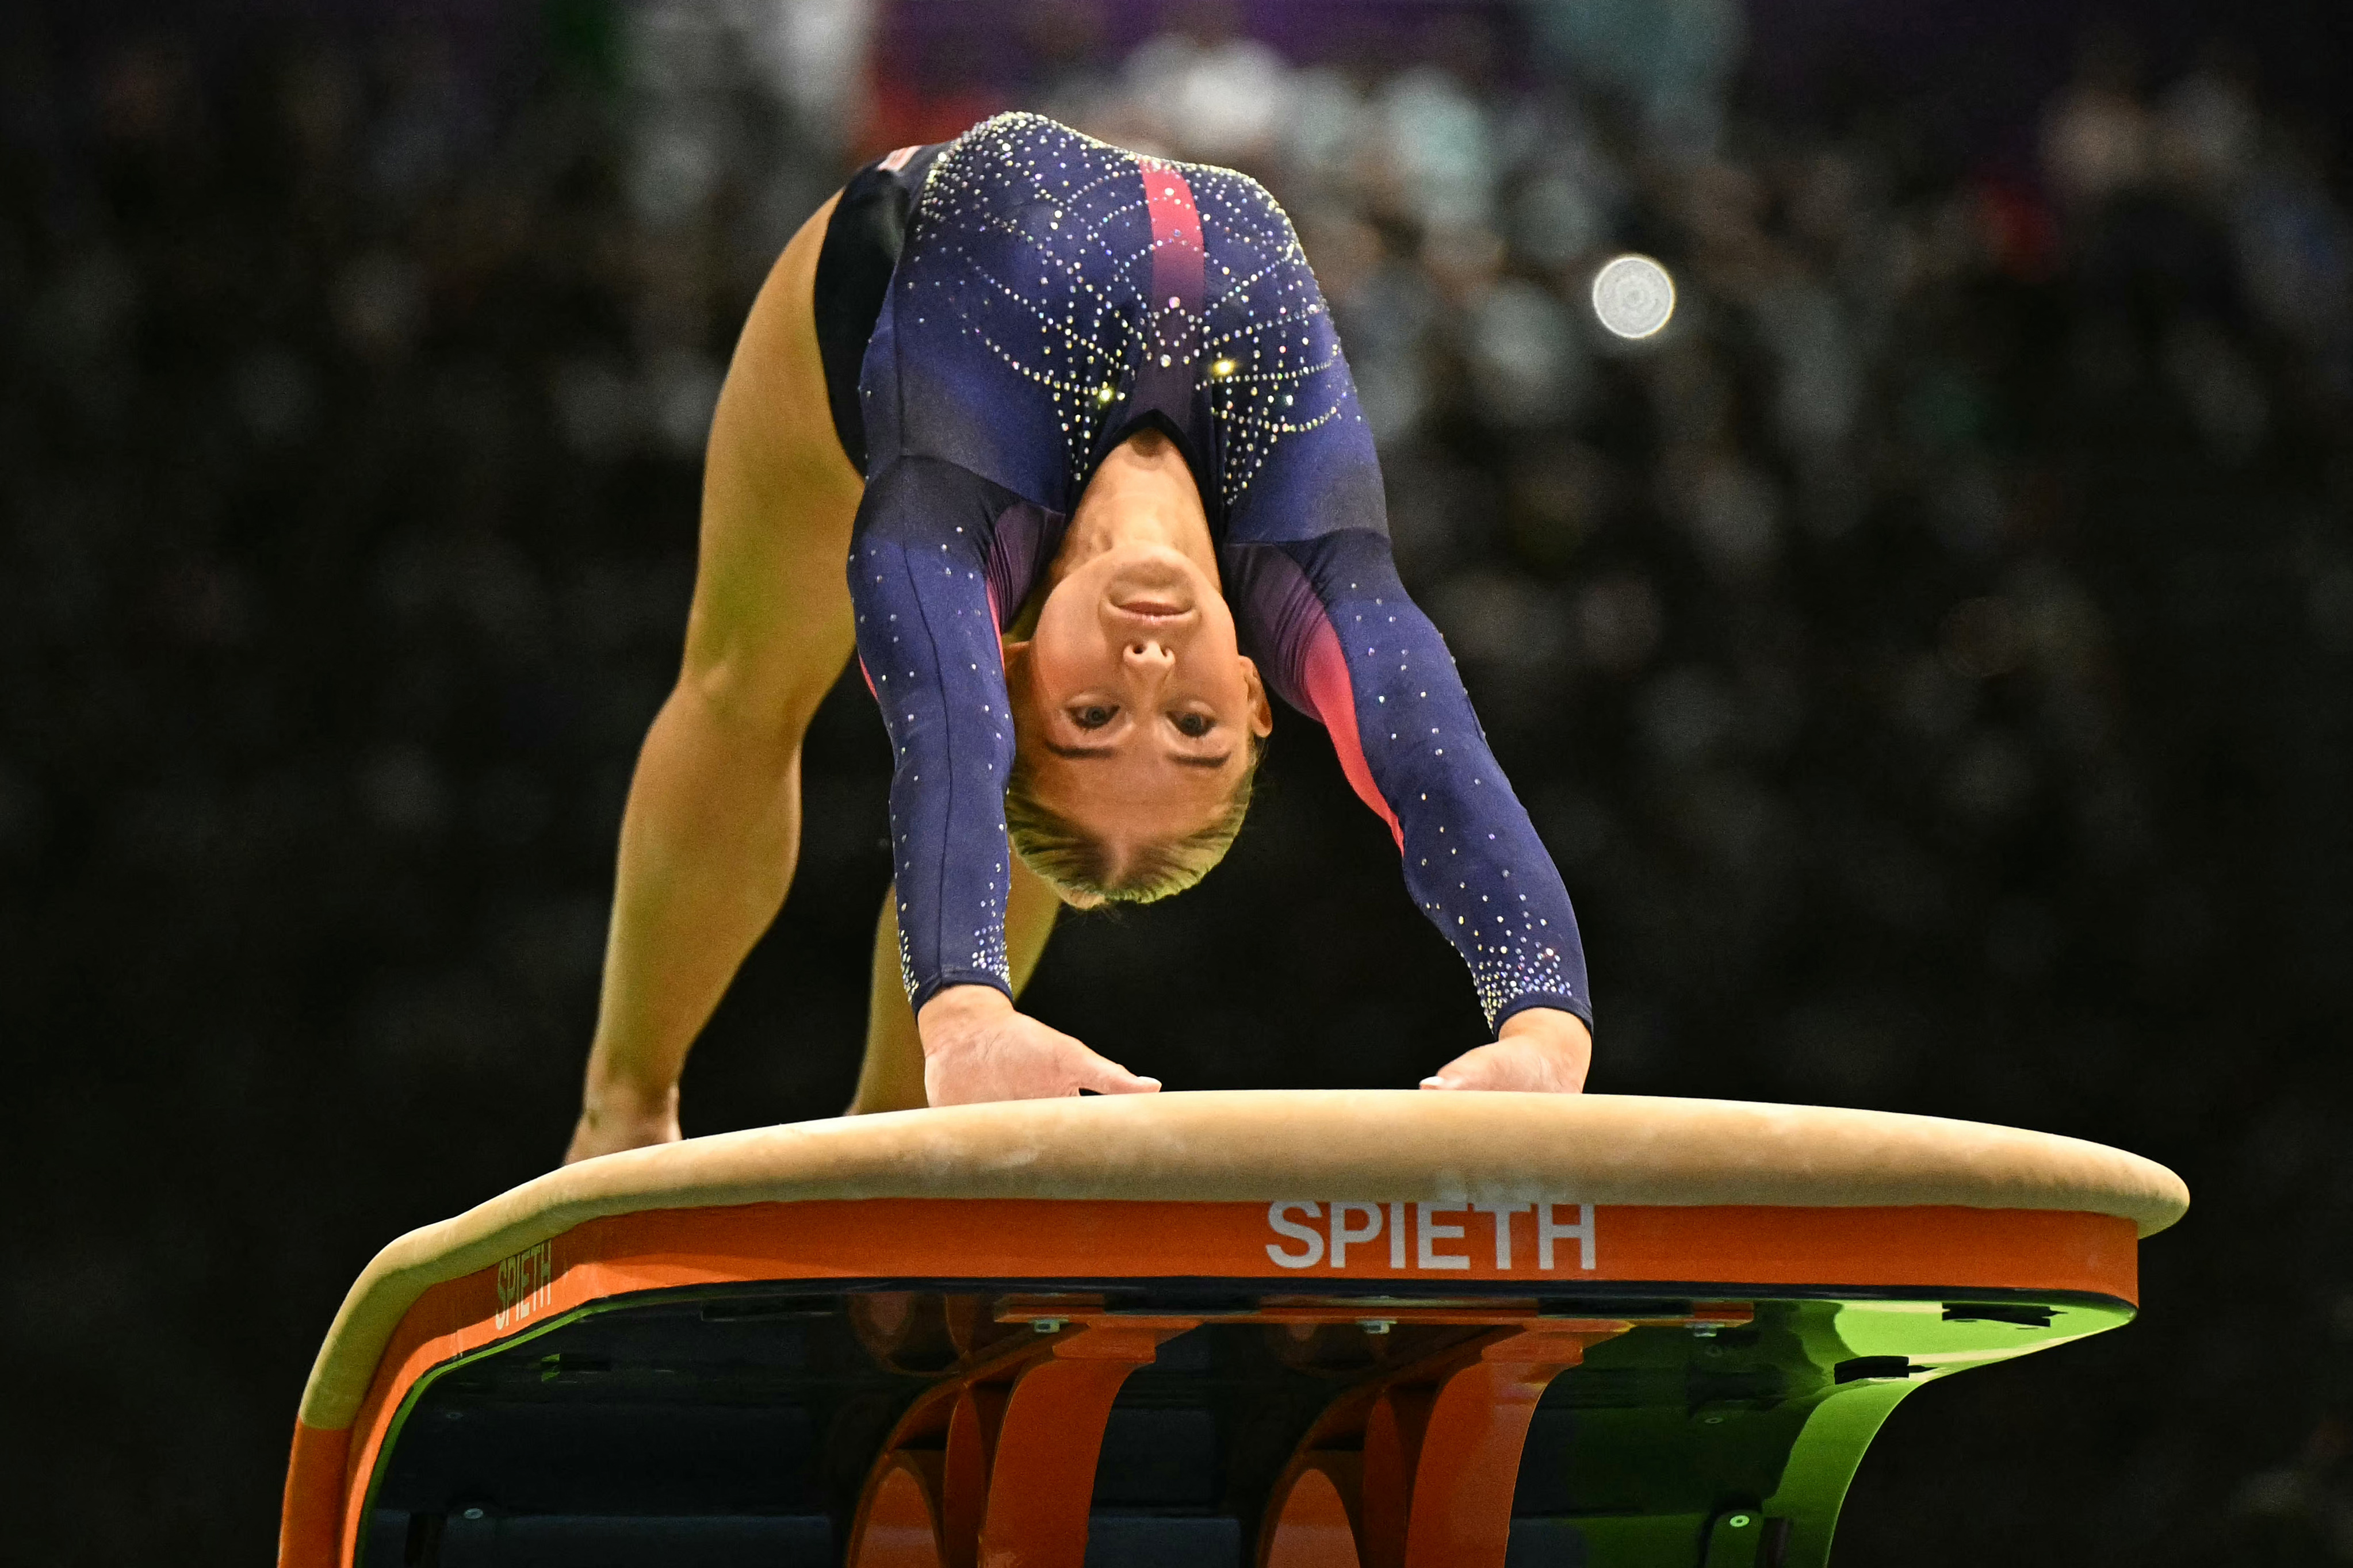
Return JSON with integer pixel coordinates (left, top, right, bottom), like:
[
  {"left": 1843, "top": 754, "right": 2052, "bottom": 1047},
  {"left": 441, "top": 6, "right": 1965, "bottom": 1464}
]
[
  {"left": 864, "top": 115, "right": 1582, "bottom": 1029},
  {"left": 909, "top": 112, "right": 1358, "bottom": 512}
]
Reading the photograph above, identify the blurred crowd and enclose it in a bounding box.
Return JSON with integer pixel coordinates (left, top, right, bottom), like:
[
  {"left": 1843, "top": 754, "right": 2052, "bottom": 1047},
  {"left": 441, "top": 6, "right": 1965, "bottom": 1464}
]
[{"left": 7, "top": 0, "right": 2353, "bottom": 1560}]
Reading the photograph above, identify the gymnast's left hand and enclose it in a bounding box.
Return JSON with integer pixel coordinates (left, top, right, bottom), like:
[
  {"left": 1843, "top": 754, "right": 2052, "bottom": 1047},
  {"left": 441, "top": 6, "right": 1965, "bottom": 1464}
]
[
  {"left": 1420, "top": 1007, "right": 1591, "bottom": 1094},
  {"left": 917, "top": 985, "right": 1164, "bottom": 1106}
]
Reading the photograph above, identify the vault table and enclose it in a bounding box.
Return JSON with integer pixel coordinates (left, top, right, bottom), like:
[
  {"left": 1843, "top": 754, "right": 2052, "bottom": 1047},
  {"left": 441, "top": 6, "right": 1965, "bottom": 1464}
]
[{"left": 279, "top": 1090, "right": 2189, "bottom": 1568}]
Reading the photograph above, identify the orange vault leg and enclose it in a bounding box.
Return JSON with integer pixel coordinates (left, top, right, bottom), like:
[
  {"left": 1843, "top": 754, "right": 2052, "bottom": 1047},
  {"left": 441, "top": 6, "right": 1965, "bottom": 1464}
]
[
  {"left": 847, "top": 1314, "right": 1198, "bottom": 1568},
  {"left": 1260, "top": 1321, "right": 1629, "bottom": 1568}
]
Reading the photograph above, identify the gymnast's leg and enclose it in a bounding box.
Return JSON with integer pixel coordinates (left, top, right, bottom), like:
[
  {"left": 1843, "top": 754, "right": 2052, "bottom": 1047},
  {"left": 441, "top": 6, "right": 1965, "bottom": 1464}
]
[{"left": 565, "top": 195, "right": 862, "bottom": 1164}]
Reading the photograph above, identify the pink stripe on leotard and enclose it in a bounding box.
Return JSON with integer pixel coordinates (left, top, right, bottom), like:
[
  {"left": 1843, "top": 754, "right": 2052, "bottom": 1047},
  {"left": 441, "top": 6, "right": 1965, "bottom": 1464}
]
[
  {"left": 1138, "top": 159, "right": 1206, "bottom": 309},
  {"left": 1300, "top": 614, "right": 1405, "bottom": 852}
]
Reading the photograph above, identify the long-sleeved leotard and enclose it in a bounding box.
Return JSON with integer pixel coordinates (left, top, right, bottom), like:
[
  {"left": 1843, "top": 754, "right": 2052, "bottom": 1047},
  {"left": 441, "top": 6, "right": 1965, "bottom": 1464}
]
[{"left": 847, "top": 113, "right": 1589, "bottom": 1032}]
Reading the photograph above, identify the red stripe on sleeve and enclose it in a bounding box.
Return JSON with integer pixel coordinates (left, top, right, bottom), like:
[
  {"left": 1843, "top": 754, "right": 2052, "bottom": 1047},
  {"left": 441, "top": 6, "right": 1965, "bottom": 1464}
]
[{"left": 1300, "top": 614, "right": 1405, "bottom": 852}]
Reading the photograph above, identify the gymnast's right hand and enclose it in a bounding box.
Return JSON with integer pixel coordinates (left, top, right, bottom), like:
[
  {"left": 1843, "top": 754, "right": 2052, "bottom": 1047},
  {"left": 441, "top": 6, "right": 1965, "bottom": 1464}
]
[{"left": 916, "top": 986, "right": 1162, "bottom": 1106}]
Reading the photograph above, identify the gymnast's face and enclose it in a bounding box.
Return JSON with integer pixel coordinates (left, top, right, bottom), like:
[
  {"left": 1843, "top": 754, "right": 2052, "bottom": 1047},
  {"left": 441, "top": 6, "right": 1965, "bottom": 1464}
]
[{"left": 1003, "top": 542, "right": 1273, "bottom": 848}]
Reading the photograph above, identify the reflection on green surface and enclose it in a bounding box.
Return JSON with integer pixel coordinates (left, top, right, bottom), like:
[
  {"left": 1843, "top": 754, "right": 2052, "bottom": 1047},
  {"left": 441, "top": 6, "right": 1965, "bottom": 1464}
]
[
  {"left": 357, "top": 1285, "right": 2138, "bottom": 1567},
  {"left": 1514, "top": 1296, "right": 2137, "bottom": 1566}
]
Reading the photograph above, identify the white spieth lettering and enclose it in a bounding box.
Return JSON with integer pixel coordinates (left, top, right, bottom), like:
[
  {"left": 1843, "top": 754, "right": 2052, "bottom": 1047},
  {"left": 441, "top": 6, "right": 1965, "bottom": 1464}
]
[
  {"left": 1388, "top": 1202, "right": 1408, "bottom": 1268},
  {"left": 1472, "top": 1202, "right": 1532, "bottom": 1269},
  {"left": 493, "top": 1239, "right": 554, "bottom": 1329},
  {"left": 1538, "top": 1202, "right": 1597, "bottom": 1271},
  {"left": 1329, "top": 1202, "right": 1383, "bottom": 1268},
  {"left": 1267, "top": 1201, "right": 1325, "bottom": 1268},
  {"left": 1415, "top": 1203, "right": 1471, "bottom": 1270}
]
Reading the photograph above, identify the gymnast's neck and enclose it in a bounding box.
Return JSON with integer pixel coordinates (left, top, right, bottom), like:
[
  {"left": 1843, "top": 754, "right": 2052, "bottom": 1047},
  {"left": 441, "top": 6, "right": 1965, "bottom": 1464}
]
[{"left": 1050, "top": 428, "right": 1219, "bottom": 588}]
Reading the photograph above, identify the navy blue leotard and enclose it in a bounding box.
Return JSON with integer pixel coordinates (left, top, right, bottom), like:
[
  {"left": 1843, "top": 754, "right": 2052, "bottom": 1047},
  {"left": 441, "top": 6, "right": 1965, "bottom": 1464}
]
[{"left": 844, "top": 113, "right": 1590, "bottom": 1034}]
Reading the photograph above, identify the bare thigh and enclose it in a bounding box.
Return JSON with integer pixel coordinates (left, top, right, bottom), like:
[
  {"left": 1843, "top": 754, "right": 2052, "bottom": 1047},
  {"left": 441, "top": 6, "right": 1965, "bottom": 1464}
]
[{"left": 682, "top": 192, "right": 864, "bottom": 737}]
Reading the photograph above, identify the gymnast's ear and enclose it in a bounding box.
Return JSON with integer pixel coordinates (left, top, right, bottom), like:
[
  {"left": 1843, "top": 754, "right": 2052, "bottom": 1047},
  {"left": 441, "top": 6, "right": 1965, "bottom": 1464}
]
[
  {"left": 1000, "top": 637, "right": 1032, "bottom": 688},
  {"left": 1238, "top": 655, "right": 1273, "bottom": 738}
]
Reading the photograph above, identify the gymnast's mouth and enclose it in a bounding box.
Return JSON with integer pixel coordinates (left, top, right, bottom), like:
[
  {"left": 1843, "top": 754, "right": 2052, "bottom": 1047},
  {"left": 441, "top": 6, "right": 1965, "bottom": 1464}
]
[{"left": 1112, "top": 598, "right": 1193, "bottom": 621}]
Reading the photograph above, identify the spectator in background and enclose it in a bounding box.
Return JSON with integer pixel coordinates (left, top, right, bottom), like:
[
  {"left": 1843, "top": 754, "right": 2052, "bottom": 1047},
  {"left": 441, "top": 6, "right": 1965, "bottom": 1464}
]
[
  {"left": 1124, "top": 0, "right": 1294, "bottom": 165},
  {"left": 2044, "top": 29, "right": 2155, "bottom": 211},
  {"left": 1015, "top": 0, "right": 1124, "bottom": 133},
  {"left": 1522, "top": 0, "right": 1744, "bottom": 153}
]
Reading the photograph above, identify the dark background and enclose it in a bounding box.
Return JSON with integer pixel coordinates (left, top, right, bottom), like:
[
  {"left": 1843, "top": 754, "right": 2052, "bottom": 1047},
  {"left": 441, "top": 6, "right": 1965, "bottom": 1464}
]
[{"left": 7, "top": 0, "right": 2353, "bottom": 1560}]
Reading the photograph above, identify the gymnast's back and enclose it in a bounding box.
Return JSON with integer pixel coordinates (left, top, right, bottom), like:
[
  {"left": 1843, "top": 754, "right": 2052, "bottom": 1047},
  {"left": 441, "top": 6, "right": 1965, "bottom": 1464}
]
[{"left": 857, "top": 111, "right": 1385, "bottom": 542}]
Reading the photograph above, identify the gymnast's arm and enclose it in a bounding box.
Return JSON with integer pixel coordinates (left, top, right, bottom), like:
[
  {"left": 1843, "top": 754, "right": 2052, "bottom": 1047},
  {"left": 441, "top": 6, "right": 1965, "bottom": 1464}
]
[
  {"left": 1274, "top": 532, "right": 1593, "bottom": 1092},
  {"left": 851, "top": 457, "right": 1161, "bottom": 1106}
]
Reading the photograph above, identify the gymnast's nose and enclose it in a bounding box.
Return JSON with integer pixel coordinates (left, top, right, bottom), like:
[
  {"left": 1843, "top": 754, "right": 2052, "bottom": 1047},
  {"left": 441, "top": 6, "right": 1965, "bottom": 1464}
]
[{"left": 1122, "top": 639, "right": 1174, "bottom": 681}]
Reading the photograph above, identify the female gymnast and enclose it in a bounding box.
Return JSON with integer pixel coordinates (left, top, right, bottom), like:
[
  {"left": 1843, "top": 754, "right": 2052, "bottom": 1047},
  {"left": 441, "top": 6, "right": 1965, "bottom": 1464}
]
[{"left": 565, "top": 114, "right": 1592, "bottom": 1163}]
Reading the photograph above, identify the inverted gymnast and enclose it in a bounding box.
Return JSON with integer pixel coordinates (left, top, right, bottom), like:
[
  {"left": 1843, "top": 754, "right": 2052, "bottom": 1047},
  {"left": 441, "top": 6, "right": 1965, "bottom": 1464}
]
[{"left": 565, "top": 114, "right": 1593, "bottom": 1163}]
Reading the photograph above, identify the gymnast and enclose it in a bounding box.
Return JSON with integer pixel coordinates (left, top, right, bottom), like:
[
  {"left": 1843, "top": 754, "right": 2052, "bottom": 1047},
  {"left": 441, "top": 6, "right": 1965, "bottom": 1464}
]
[{"left": 564, "top": 114, "right": 1593, "bottom": 1163}]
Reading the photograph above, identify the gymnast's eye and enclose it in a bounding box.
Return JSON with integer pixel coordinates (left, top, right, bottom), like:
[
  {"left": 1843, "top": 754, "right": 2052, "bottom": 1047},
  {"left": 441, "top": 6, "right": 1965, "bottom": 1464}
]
[
  {"left": 1071, "top": 704, "right": 1117, "bottom": 730},
  {"left": 1171, "top": 711, "right": 1214, "bottom": 738}
]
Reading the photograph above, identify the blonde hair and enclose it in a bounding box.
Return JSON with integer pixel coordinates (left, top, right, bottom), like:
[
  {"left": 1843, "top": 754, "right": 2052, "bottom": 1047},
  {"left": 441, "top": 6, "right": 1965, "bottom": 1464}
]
[{"left": 1004, "top": 735, "right": 1265, "bottom": 908}]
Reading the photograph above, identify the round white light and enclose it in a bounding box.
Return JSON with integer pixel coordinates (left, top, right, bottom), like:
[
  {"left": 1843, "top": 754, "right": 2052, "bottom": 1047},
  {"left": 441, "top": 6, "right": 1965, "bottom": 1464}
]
[{"left": 1590, "top": 254, "right": 1677, "bottom": 340}]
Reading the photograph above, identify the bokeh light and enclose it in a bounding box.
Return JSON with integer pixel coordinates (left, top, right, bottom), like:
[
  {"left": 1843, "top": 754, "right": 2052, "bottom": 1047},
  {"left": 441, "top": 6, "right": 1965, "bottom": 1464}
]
[{"left": 1589, "top": 254, "right": 1677, "bottom": 339}]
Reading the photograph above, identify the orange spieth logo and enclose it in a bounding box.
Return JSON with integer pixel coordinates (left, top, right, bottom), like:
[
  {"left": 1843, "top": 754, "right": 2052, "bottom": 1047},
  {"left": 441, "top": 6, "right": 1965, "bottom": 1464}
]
[
  {"left": 1262, "top": 1201, "right": 1596, "bottom": 1272},
  {"left": 493, "top": 1239, "right": 554, "bottom": 1328}
]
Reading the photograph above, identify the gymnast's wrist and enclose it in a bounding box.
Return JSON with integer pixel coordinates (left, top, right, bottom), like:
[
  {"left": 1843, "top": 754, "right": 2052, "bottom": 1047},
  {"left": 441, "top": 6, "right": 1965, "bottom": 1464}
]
[
  {"left": 916, "top": 983, "right": 1014, "bottom": 1055},
  {"left": 1496, "top": 1006, "right": 1593, "bottom": 1053}
]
